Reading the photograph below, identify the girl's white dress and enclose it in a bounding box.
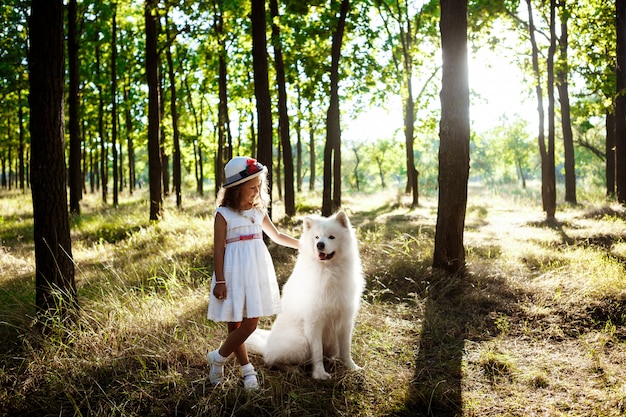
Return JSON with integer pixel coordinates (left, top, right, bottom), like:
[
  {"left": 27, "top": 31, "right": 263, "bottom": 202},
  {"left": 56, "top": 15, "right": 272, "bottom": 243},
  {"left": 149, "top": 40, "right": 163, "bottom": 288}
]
[{"left": 207, "top": 206, "right": 282, "bottom": 322}]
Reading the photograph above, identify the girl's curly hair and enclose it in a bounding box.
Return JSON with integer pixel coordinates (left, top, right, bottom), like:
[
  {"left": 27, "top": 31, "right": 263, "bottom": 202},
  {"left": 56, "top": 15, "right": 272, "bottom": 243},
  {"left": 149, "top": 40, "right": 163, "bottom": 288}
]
[{"left": 216, "top": 170, "right": 270, "bottom": 213}]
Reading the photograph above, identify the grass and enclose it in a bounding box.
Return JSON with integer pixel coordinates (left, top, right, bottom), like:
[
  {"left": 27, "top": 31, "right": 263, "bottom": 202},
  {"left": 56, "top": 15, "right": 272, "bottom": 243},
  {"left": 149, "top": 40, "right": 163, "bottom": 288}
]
[{"left": 1, "top": 185, "right": 626, "bottom": 416}]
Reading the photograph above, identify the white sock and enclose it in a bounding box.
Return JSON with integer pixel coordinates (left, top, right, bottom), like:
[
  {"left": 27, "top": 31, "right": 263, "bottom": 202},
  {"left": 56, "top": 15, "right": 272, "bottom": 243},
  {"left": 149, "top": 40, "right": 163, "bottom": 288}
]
[
  {"left": 241, "top": 363, "right": 255, "bottom": 376},
  {"left": 214, "top": 350, "right": 227, "bottom": 363},
  {"left": 210, "top": 350, "right": 227, "bottom": 374}
]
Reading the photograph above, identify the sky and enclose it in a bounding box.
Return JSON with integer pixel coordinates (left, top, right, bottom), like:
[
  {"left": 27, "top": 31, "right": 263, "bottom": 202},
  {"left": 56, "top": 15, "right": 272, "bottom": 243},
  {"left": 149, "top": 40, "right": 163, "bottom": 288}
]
[{"left": 343, "top": 39, "right": 539, "bottom": 144}]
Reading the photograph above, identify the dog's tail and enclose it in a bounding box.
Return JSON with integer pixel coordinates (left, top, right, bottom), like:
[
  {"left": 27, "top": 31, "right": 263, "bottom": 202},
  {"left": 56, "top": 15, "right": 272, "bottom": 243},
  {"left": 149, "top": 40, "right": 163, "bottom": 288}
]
[{"left": 245, "top": 328, "right": 271, "bottom": 356}]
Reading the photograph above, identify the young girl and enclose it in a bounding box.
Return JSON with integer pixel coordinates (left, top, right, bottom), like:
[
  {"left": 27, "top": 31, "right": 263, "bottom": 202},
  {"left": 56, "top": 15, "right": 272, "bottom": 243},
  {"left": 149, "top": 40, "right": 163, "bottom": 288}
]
[{"left": 207, "top": 156, "right": 299, "bottom": 389}]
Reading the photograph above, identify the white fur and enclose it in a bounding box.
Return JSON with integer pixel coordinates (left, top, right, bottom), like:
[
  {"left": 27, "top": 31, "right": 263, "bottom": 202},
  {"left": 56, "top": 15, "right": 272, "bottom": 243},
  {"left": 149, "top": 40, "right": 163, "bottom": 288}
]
[{"left": 246, "top": 211, "right": 364, "bottom": 379}]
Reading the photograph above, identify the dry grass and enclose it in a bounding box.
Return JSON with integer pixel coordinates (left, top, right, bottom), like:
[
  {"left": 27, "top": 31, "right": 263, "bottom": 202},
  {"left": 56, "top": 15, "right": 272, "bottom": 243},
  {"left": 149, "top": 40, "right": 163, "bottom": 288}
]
[{"left": 1, "top": 185, "right": 626, "bottom": 416}]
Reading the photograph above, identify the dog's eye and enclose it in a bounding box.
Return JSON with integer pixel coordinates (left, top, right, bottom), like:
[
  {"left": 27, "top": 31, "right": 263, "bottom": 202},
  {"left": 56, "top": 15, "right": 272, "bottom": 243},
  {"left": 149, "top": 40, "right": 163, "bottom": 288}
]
[
  {"left": 315, "top": 236, "right": 319, "bottom": 240},
  {"left": 329, "top": 235, "right": 335, "bottom": 240}
]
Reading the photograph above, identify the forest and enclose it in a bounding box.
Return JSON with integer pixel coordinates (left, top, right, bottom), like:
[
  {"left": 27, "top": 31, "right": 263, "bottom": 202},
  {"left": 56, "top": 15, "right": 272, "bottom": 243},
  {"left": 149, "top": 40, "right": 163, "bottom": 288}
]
[{"left": 1, "top": 0, "right": 626, "bottom": 415}]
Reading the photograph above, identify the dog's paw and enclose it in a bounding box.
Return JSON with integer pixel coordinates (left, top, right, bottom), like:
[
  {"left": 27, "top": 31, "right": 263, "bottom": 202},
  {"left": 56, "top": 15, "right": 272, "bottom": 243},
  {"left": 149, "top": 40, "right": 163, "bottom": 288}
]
[
  {"left": 348, "top": 364, "right": 363, "bottom": 372},
  {"left": 343, "top": 358, "right": 362, "bottom": 371},
  {"left": 312, "top": 369, "right": 332, "bottom": 380}
]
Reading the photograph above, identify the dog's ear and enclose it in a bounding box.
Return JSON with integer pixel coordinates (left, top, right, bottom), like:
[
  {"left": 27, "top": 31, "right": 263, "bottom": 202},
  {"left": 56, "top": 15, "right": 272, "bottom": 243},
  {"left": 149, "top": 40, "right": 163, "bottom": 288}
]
[
  {"left": 335, "top": 211, "right": 350, "bottom": 228},
  {"left": 303, "top": 217, "right": 313, "bottom": 231}
]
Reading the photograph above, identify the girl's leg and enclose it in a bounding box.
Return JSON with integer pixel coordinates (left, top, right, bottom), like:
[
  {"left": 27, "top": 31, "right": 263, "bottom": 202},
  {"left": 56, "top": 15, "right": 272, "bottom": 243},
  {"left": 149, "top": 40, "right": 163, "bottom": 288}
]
[
  {"left": 226, "top": 322, "right": 251, "bottom": 365},
  {"left": 218, "top": 317, "right": 259, "bottom": 363},
  {"left": 217, "top": 317, "right": 260, "bottom": 389}
]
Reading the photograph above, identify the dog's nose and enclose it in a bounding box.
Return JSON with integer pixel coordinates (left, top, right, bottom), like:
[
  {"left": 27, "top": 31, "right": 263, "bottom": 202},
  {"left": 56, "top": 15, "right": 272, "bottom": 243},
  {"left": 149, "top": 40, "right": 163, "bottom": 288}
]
[{"left": 317, "top": 241, "right": 325, "bottom": 250}]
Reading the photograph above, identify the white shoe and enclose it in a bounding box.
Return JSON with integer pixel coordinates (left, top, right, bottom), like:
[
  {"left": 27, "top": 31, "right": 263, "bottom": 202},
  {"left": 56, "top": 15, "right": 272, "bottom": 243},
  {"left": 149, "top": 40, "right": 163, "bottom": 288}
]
[
  {"left": 206, "top": 350, "right": 224, "bottom": 385},
  {"left": 242, "top": 368, "right": 259, "bottom": 390}
]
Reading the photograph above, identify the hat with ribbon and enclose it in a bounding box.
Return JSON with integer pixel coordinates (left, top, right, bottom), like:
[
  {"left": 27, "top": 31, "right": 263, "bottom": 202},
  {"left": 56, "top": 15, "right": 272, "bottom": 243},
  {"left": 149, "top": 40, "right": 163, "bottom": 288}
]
[{"left": 223, "top": 157, "right": 267, "bottom": 188}]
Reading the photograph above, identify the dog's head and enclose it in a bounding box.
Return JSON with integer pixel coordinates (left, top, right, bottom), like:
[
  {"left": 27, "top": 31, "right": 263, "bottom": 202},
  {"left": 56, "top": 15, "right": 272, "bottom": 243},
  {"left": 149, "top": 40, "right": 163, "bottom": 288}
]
[{"left": 301, "top": 211, "right": 353, "bottom": 262}]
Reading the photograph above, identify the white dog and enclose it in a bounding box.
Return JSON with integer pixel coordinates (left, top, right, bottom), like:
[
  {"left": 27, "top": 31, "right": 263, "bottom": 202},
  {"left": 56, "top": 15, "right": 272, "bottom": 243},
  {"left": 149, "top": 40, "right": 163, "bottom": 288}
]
[{"left": 246, "top": 211, "right": 364, "bottom": 379}]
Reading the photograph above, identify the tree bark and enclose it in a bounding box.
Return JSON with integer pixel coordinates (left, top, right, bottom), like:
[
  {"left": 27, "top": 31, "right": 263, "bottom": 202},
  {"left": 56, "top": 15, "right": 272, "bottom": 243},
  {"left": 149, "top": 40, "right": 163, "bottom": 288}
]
[
  {"left": 270, "top": 0, "right": 295, "bottom": 217},
  {"left": 29, "top": 0, "right": 77, "bottom": 324},
  {"left": 526, "top": 0, "right": 554, "bottom": 219},
  {"left": 616, "top": 0, "right": 626, "bottom": 203},
  {"left": 112, "top": 8, "right": 119, "bottom": 207},
  {"left": 18, "top": 87, "right": 26, "bottom": 191},
  {"left": 251, "top": 0, "right": 273, "bottom": 211},
  {"left": 165, "top": 14, "right": 181, "bottom": 209},
  {"left": 215, "top": 4, "right": 233, "bottom": 192},
  {"left": 557, "top": 2, "right": 576, "bottom": 205},
  {"left": 159, "top": 73, "right": 170, "bottom": 196},
  {"left": 606, "top": 110, "right": 616, "bottom": 198},
  {"left": 124, "top": 82, "right": 136, "bottom": 195},
  {"left": 309, "top": 118, "right": 316, "bottom": 192},
  {"left": 96, "top": 42, "right": 108, "bottom": 204},
  {"left": 323, "top": 0, "right": 349, "bottom": 217},
  {"left": 546, "top": 0, "right": 557, "bottom": 219},
  {"left": 68, "top": 0, "right": 81, "bottom": 214},
  {"left": 184, "top": 76, "right": 203, "bottom": 196},
  {"left": 433, "top": 0, "right": 470, "bottom": 273},
  {"left": 145, "top": 0, "right": 163, "bottom": 220}
]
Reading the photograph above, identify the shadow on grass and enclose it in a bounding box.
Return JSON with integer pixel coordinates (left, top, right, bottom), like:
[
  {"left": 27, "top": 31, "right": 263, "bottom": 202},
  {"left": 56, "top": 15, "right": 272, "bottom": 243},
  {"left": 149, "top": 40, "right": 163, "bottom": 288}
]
[{"left": 407, "top": 268, "right": 523, "bottom": 416}]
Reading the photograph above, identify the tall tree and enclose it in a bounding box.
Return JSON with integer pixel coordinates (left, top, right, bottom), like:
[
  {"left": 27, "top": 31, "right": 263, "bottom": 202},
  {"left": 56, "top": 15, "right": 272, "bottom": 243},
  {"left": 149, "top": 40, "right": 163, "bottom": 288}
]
[
  {"left": 433, "top": 0, "right": 470, "bottom": 273},
  {"left": 616, "top": 0, "right": 626, "bottom": 203},
  {"left": 68, "top": 0, "right": 82, "bottom": 214},
  {"left": 123, "top": 82, "right": 136, "bottom": 195},
  {"left": 112, "top": 5, "right": 119, "bottom": 207},
  {"left": 29, "top": 0, "right": 77, "bottom": 324},
  {"left": 322, "top": 0, "right": 349, "bottom": 217},
  {"left": 165, "top": 13, "right": 181, "bottom": 209},
  {"left": 606, "top": 110, "right": 616, "bottom": 197},
  {"left": 374, "top": 0, "right": 438, "bottom": 208},
  {"left": 557, "top": 1, "right": 576, "bottom": 205},
  {"left": 251, "top": 0, "right": 273, "bottom": 208},
  {"left": 270, "top": 0, "right": 295, "bottom": 217},
  {"left": 95, "top": 40, "right": 108, "bottom": 204},
  {"left": 546, "top": 0, "right": 557, "bottom": 219},
  {"left": 214, "top": 1, "right": 233, "bottom": 193},
  {"left": 526, "top": 0, "right": 555, "bottom": 220},
  {"left": 145, "top": 0, "right": 163, "bottom": 220}
]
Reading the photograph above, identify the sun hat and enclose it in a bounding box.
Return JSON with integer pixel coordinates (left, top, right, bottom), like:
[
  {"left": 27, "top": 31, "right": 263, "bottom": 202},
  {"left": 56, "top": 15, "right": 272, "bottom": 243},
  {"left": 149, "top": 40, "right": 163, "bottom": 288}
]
[{"left": 223, "top": 157, "right": 267, "bottom": 188}]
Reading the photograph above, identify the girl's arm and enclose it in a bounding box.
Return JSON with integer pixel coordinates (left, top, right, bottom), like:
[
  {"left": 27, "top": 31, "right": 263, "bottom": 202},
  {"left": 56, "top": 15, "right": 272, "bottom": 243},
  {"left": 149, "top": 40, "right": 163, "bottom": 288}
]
[
  {"left": 262, "top": 213, "right": 300, "bottom": 250},
  {"left": 213, "top": 212, "right": 228, "bottom": 299}
]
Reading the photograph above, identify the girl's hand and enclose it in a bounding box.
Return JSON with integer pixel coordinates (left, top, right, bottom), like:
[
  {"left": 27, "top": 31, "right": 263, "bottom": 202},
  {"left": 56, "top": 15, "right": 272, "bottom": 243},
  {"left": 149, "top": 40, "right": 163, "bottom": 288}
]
[{"left": 213, "top": 283, "right": 227, "bottom": 300}]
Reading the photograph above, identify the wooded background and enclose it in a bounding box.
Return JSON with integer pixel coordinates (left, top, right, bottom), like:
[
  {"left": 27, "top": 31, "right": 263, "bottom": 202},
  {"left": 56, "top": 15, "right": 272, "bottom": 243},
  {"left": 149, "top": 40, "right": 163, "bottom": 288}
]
[{"left": 0, "top": 0, "right": 624, "bottom": 318}]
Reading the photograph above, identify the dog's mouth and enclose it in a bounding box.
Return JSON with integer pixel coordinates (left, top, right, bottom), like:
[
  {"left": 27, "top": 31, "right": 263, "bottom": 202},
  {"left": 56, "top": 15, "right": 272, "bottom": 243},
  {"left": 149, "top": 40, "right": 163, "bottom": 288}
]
[{"left": 318, "top": 251, "right": 335, "bottom": 261}]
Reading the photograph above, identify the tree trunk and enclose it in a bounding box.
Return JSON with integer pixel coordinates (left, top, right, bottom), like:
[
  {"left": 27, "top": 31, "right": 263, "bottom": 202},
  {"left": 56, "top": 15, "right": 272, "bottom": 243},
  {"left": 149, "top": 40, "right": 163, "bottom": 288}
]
[
  {"left": 159, "top": 74, "right": 170, "bottom": 196},
  {"left": 18, "top": 82, "right": 26, "bottom": 191},
  {"left": 405, "top": 77, "right": 419, "bottom": 207},
  {"left": 296, "top": 79, "right": 303, "bottom": 193},
  {"left": 558, "top": 2, "right": 576, "bottom": 205},
  {"left": 96, "top": 42, "right": 108, "bottom": 204},
  {"left": 68, "top": 0, "right": 81, "bottom": 214},
  {"left": 309, "top": 118, "right": 316, "bottom": 192},
  {"left": 270, "top": 0, "right": 295, "bottom": 217},
  {"left": 165, "top": 15, "right": 181, "bottom": 209},
  {"left": 606, "top": 110, "right": 616, "bottom": 198},
  {"left": 323, "top": 0, "right": 349, "bottom": 217},
  {"left": 145, "top": 0, "right": 163, "bottom": 220},
  {"left": 215, "top": 5, "right": 231, "bottom": 192},
  {"left": 526, "top": 0, "right": 553, "bottom": 219},
  {"left": 251, "top": 0, "right": 273, "bottom": 211},
  {"left": 29, "top": 0, "right": 77, "bottom": 324},
  {"left": 616, "top": 0, "right": 626, "bottom": 203},
  {"left": 124, "top": 83, "right": 136, "bottom": 195},
  {"left": 433, "top": 0, "right": 470, "bottom": 273},
  {"left": 546, "top": 0, "right": 557, "bottom": 219},
  {"left": 111, "top": 8, "right": 119, "bottom": 207},
  {"left": 184, "top": 75, "right": 203, "bottom": 196}
]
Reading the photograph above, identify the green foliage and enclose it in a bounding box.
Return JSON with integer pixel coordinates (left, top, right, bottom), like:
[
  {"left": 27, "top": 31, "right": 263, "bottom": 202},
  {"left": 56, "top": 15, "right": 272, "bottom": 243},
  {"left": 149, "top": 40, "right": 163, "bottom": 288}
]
[{"left": 471, "top": 116, "right": 536, "bottom": 185}]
